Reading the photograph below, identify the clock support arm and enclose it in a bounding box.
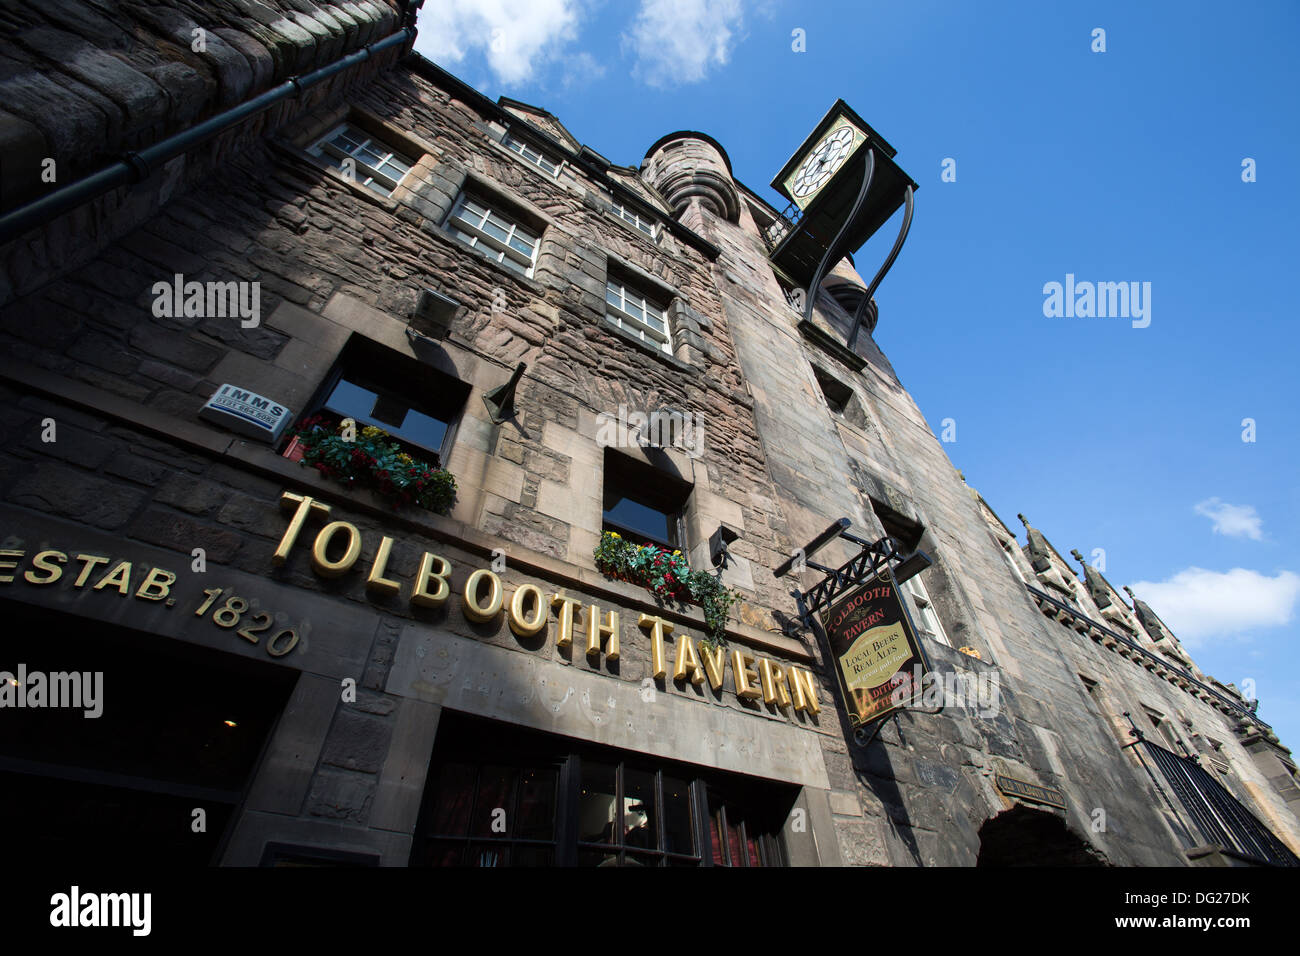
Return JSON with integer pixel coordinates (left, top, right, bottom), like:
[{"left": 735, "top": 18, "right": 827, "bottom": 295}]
[
  {"left": 846, "top": 182, "right": 914, "bottom": 350},
  {"left": 802, "top": 146, "right": 877, "bottom": 327}
]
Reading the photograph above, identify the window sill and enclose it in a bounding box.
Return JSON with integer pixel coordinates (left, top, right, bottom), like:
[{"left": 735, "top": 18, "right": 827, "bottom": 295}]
[{"left": 600, "top": 319, "right": 694, "bottom": 373}]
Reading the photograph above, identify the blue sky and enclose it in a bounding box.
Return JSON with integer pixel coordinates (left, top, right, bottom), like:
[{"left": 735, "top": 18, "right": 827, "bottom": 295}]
[{"left": 414, "top": 1, "right": 1300, "bottom": 749}]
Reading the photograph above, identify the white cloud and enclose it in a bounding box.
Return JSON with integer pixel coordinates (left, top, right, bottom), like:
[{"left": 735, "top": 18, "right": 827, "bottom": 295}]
[
  {"left": 415, "top": 0, "right": 583, "bottom": 87},
  {"left": 624, "top": 0, "right": 746, "bottom": 88},
  {"left": 1126, "top": 567, "right": 1300, "bottom": 644},
  {"left": 561, "top": 51, "right": 607, "bottom": 89},
  {"left": 1193, "top": 497, "right": 1263, "bottom": 540}
]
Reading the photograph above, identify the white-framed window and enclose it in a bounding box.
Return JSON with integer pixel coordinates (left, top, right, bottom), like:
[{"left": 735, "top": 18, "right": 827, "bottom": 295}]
[
  {"left": 309, "top": 123, "right": 414, "bottom": 197},
  {"left": 446, "top": 192, "right": 540, "bottom": 277},
  {"left": 503, "top": 132, "right": 559, "bottom": 176},
  {"left": 903, "top": 575, "right": 949, "bottom": 647},
  {"left": 610, "top": 199, "right": 656, "bottom": 238},
  {"left": 604, "top": 277, "right": 671, "bottom": 354}
]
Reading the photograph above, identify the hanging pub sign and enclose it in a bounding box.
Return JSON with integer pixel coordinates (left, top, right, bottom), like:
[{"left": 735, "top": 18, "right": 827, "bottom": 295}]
[{"left": 820, "top": 568, "right": 931, "bottom": 729}]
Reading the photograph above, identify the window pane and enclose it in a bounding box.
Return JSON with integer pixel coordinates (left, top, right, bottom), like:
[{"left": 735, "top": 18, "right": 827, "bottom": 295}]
[
  {"left": 622, "top": 768, "right": 657, "bottom": 850},
  {"left": 394, "top": 408, "right": 448, "bottom": 456},
  {"left": 516, "top": 768, "right": 557, "bottom": 840},
  {"left": 578, "top": 848, "right": 619, "bottom": 867},
  {"left": 501, "top": 255, "right": 527, "bottom": 275},
  {"left": 662, "top": 777, "right": 693, "bottom": 855},
  {"left": 710, "top": 807, "right": 727, "bottom": 865},
  {"left": 605, "top": 288, "right": 621, "bottom": 307},
  {"left": 726, "top": 811, "right": 744, "bottom": 867},
  {"left": 325, "top": 378, "right": 378, "bottom": 421},
  {"left": 513, "top": 846, "right": 554, "bottom": 867},
  {"left": 508, "top": 234, "right": 534, "bottom": 255},
  {"left": 417, "top": 840, "right": 465, "bottom": 867},
  {"left": 331, "top": 128, "right": 362, "bottom": 149},
  {"left": 603, "top": 494, "right": 672, "bottom": 548},
  {"left": 578, "top": 762, "right": 618, "bottom": 844},
  {"left": 430, "top": 763, "right": 476, "bottom": 836},
  {"left": 481, "top": 218, "right": 509, "bottom": 242},
  {"left": 471, "top": 765, "right": 516, "bottom": 836}
]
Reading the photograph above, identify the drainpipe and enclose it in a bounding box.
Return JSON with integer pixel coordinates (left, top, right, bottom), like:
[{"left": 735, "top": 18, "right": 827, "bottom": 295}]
[{"left": 0, "top": 25, "right": 416, "bottom": 247}]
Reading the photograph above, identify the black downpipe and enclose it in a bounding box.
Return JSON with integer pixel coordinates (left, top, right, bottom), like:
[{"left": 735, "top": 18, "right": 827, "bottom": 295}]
[{"left": 0, "top": 25, "right": 416, "bottom": 247}]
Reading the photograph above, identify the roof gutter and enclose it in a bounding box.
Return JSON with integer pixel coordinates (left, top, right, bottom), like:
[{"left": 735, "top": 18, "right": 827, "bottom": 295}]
[{"left": 0, "top": 25, "right": 416, "bottom": 247}]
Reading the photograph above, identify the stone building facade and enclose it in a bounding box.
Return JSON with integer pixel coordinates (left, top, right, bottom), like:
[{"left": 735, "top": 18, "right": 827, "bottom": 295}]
[{"left": 0, "top": 0, "right": 1296, "bottom": 866}]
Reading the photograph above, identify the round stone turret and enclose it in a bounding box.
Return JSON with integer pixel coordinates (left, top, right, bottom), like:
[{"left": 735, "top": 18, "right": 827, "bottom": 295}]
[{"left": 642, "top": 131, "right": 741, "bottom": 225}]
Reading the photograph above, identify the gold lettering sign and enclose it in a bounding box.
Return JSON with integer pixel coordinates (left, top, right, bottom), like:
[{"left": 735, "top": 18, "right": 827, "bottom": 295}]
[{"left": 267, "top": 491, "right": 819, "bottom": 715}]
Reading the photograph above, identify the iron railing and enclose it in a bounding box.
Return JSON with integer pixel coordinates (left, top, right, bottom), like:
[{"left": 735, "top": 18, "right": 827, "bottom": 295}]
[{"left": 1139, "top": 739, "right": 1298, "bottom": 866}]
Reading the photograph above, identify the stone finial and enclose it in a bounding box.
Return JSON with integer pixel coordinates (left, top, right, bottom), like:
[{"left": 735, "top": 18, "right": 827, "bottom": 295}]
[
  {"left": 1017, "top": 513, "right": 1030, "bottom": 528},
  {"left": 1122, "top": 585, "right": 1135, "bottom": 599},
  {"left": 1070, "top": 548, "right": 1085, "bottom": 564}
]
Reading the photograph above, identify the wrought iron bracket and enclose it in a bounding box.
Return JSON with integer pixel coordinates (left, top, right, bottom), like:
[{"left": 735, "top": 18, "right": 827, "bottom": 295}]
[{"left": 847, "top": 183, "right": 914, "bottom": 350}]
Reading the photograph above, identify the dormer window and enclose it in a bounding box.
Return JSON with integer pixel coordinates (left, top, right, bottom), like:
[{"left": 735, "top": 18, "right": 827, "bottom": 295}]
[{"left": 503, "top": 132, "right": 560, "bottom": 176}]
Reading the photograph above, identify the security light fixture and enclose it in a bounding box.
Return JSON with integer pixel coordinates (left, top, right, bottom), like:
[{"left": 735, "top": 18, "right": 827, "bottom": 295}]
[
  {"left": 709, "top": 523, "right": 740, "bottom": 568},
  {"left": 412, "top": 287, "right": 461, "bottom": 338}
]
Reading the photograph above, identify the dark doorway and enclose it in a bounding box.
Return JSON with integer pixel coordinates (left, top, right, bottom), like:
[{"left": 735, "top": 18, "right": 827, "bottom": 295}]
[
  {"left": 0, "top": 598, "right": 297, "bottom": 866},
  {"left": 976, "top": 804, "right": 1110, "bottom": 866}
]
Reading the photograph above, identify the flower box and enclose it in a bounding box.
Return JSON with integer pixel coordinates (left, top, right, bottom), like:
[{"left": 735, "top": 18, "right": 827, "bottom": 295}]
[{"left": 593, "top": 531, "right": 738, "bottom": 643}]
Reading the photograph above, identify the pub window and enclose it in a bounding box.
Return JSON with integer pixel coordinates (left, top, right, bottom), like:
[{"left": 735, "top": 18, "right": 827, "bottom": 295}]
[
  {"left": 601, "top": 449, "right": 690, "bottom": 551},
  {"left": 298, "top": 336, "right": 469, "bottom": 468},
  {"left": 410, "top": 711, "right": 795, "bottom": 867}
]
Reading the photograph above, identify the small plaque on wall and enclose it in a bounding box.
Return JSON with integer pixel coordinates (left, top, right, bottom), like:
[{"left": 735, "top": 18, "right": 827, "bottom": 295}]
[{"left": 200, "top": 384, "right": 292, "bottom": 443}]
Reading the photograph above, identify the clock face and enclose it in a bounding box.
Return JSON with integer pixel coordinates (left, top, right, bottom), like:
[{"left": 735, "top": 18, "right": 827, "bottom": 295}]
[{"left": 790, "top": 124, "right": 857, "bottom": 202}]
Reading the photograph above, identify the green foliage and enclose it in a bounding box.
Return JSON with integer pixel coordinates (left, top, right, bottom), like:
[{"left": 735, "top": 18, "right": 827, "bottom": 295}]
[
  {"left": 593, "top": 531, "right": 739, "bottom": 644},
  {"left": 294, "top": 416, "right": 457, "bottom": 514}
]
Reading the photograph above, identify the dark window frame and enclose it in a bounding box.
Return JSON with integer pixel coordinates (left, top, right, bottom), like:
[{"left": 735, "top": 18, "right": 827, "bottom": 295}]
[
  {"left": 410, "top": 712, "right": 793, "bottom": 867},
  {"left": 601, "top": 449, "right": 691, "bottom": 551},
  {"left": 299, "top": 335, "right": 469, "bottom": 469}
]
